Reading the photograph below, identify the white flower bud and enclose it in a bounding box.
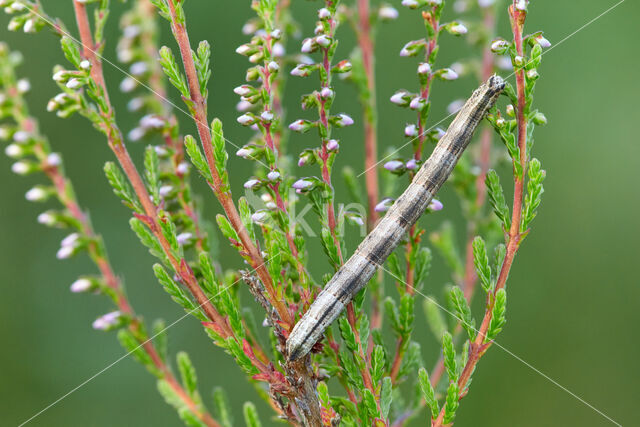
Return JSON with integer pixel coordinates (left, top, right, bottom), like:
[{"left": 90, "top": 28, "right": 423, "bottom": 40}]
[
  {"left": 401, "top": 0, "right": 419, "bottom": 8},
  {"left": 123, "top": 25, "right": 141, "bottom": 38},
  {"left": 375, "top": 198, "right": 395, "bottom": 212},
  {"left": 418, "top": 62, "right": 431, "bottom": 75},
  {"left": 515, "top": 0, "right": 527, "bottom": 11},
  {"left": 449, "top": 23, "right": 468, "bottom": 35},
  {"left": 267, "top": 170, "right": 280, "bottom": 181},
  {"left": 56, "top": 245, "right": 74, "bottom": 260},
  {"left": 25, "top": 187, "right": 47, "bottom": 202},
  {"left": 53, "top": 70, "right": 67, "bottom": 82},
  {"left": 5, "top": 143, "right": 22, "bottom": 158},
  {"left": 440, "top": 68, "right": 459, "bottom": 80},
  {"left": 272, "top": 42, "right": 285, "bottom": 57},
  {"left": 61, "top": 232, "right": 80, "bottom": 248},
  {"left": 326, "top": 139, "right": 339, "bottom": 151},
  {"left": 390, "top": 91, "right": 408, "bottom": 106},
  {"left": 535, "top": 35, "right": 551, "bottom": 48},
  {"left": 404, "top": 124, "right": 417, "bottom": 137},
  {"left": 260, "top": 110, "right": 274, "bottom": 122},
  {"left": 37, "top": 212, "right": 56, "bottom": 226},
  {"left": 251, "top": 210, "right": 269, "bottom": 224},
  {"left": 316, "top": 35, "right": 331, "bottom": 48},
  {"left": 16, "top": 78, "right": 30, "bottom": 93},
  {"left": 267, "top": 61, "right": 279, "bottom": 72},
  {"left": 23, "top": 18, "right": 34, "bottom": 33},
  {"left": 128, "top": 127, "right": 145, "bottom": 142},
  {"left": 320, "top": 87, "right": 333, "bottom": 99},
  {"left": 301, "top": 38, "right": 314, "bottom": 53},
  {"left": 176, "top": 162, "right": 189, "bottom": 175},
  {"left": 80, "top": 60, "right": 91, "bottom": 70},
  {"left": 378, "top": 6, "right": 399, "bottom": 20},
  {"left": 127, "top": 97, "right": 144, "bottom": 112},
  {"left": 244, "top": 179, "right": 261, "bottom": 189},
  {"left": 66, "top": 78, "right": 82, "bottom": 89},
  {"left": 159, "top": 185, "right": 173, "bottom": 198},
  {"left": 318, "top": 7, "right": 331, "bottom": 19},
  {"left": 234, "top": 85, "right": 253, "bottom": 96},
  {"left": 11, "top": 161, "right": 30, "bottom": 175},
  {"left": 176, "top": 232, "right": 193, "bottom": 246},
  {"left": 337, "top": 114, "right": 354, "bottom": 126},
  {"left": 13, "top": 130, "right": 29, "bottom": 143},
  {"left": 70, "top": 278, "right": 92, "bottom": 293},
  {"left": 130, "top": 61, "right": 148, "bottom": 76},
  {"left": 491, "top": 39, "right": 510, "bottom": 54},
  {"left": 237, "top": 114, "right": 254, "bottom": 125},
  {"left": 236, "top": 148, "right": 252, "bottom": 158},
  {"left": 447, "top": 99, "right": 465, "bottom": 114},
  {"left": 119, "top": 77, "right": 136, "bottom": 93},
  {"left": 47, "top": 152, "right": 62, "bottom": 166}
]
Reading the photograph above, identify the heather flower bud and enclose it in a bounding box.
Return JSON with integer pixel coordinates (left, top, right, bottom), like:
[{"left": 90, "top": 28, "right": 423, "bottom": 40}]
[
  {"left": 491, "top": 39, "right": 509, "bottom": 54},
  {"left": 318, "top": 7, "right": 331, "bottom": 19},
  {"left": 235, "top": 44, "right": 253, "bottom": 55},
  {"left": 159, "top": 185, "right": 173, "bottom": 198},
  {"left": 70, "top": 278, "right": 93, "bottom": 293},
  {"left": 176, "top": 162, "right": 189, "bottom": 175},
  {"left": 515, "top": 0, "right": 527, "bottom": 11},
  {"left": 119, "top": 77, "right": 136, "bottom": 93},
  {"left": 316, "top": 35, "right": 331, "bottom": 48},
  {"left": 260, "top": 110, "right": 274, "bottom": 122},
  {"left": 236, "top": 147, "right": 252, "bottom": 159},
  {"left": 409, "top": 97, "right": 425, "bottom": 110},
  {"left": 37, "top": 211, "right": 56, "bottom": 226},
  {"left": 127, "top": 97, "right": 144, "bottom": 112},
  {"left": 527, "top": 69, "right": 539, "bottom": 80},
  {"left": 418, "top": 62, "right": 431, "bottom": 75},
  {"left": 128, "top": 127, "right": 145, "bottom": 142},
  {"left": 375, "top": 198, "right": 395, "bottom": 212},
  {"left": 335, "top": 114, "right": 354, "bottom": 127},
  {"left": 248, "top": 52, "right": 263, "bottom": 64},
  {"left": 447, "top": 22, "right": 468, "bottom": 36},
  {"left": 326, "top": 139, "right": 339, "bottom": 151},
  {"left": 292, "top": 179, "right": 314, "bottom": 191},
  {"left": 478, "top": 0, "right": 495, "bottom": 7},
  {"left": 379, "top": 5, "right": 399, "bottom": 20},
  {"left": 390, "top": 90, "right": 410, "bottom": 106},
  {"left": 80, "top": 60, "right": 91, "bottom": 70},
  {"left": 406, "top": 159, "right": 418, "bottom": 170},
  {"left": 384, "top": 160, "right": 405, "bottom": 173},
  {"left": 272, "top": 42, "right": 285, "bottom": 57},
  {"left": 291, "top": 64, "right": 313, "bottom": 77},
  {"left": 56, "top": 245, "right": 75, "bottom": 260},
  {"left": 267, "top": 61, "right": 279, "bottom": 72},
  {"left": 25, "top": 186, "right": 48, "bottom": 202},
  {"left": 237, "top": 113, "right": 255, "bottom": 126},
  {"left": 13, "top": 130, "right": 29, "bottom": 143},
  {"left": 428, "top": 199, "right": 443, "bottom": 211},
  {"left": 15, "top": 78, "right": 29, "bottom": 93},
  {"left": 533, "top": 112, "right": 547, "bottom": 125},
  {"left": 267, "top": 170, "right": 280, "bottom": 181},
  {"left": 23, "top": 18, "right": 35, "bottom": 33},
  {"left": 11, "top": 161, "right": 31, "bottom": 175},
  {"left": 47, "top": 153, "right": 62, "bottom": 167},
  {"left": 289, "top": 119, "right": 313, "bottom": 133},
  {"left": 66, "top": 78, "right": 83, "bottom": 89},
  {"left": 447, "top": 99, "right": 465, "bottom": 114},
  {"left": 236, "top": 100, "right": 252, "bottom": 112},
  {"left": 271, "top": 29, "right": 283, "bottom": 39},
  {"left": 92, "top": 311, "right": 123, "bottom": 331},
  {"left": 176, "top": 232, "right": 193, "bottom": 246},
  {"left": 400, "top": 39, "right": 424, "bottom": 57},
  {"left": 513, "top": 55, "right": 525, "bottom": 67},
  {"left": 405, "top": 124, "right": 418, "bottom": 137},
  {"left": 130, "top": 61, "right": 148, "bottom": 76},
  {"left": 301, "top": 38, "right": 314, "bottom": 53},
  {"left": 506, "top": 104, "right": 515, "bottom": 117},
  {"left": 244, "top": 178, "right": 261, "bottom": 190},
  {"left": 401, "top": 0, "right": 419, "bottom": 9},
  {"left": 251, "top": 210, "right": 270, "bottom": 224},
  {"left": 439, "top": 68, "right": 459, "bottom": 81},
  {"left": 320, "top": 87, "right": 333, "bottom": 99},
  {"left": 535, "top": 35, "right": 551, "bottom": 49},
  {"left": 5, "top": 143, "right": 23, "bottom": 158},
  {"left": 333, "top": 60, "right": 352, "bottom": 73}
]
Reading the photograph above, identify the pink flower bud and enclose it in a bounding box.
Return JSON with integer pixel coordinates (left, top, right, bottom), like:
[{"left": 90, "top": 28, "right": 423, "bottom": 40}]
[
  {"left": 318, "top": 8, "right": 331, "bottom": 19},
  {"left": 536, "top": 35, "right": 551, "bottom": 48},
  {"left": 267, "top": 170, "right": 280, "bottom": 181},
  {"left": 92, "top": 311, "right": 122, "bottom": 330},
  {"left": 418, "top": 62, "right": 431, "bottom": 75},
  {"left": 292, "top": 179, "right": 313, "bottom": 191},
  {"left": 384, "top": 160, "right": 404, "bottom": 172},
  {"left": 236, "top": 148, "right": 252, "bottom": 159},
  {"left": 244, "top": 179, "right": 261, "bottom": 189},
  {"left": 375, "top": 198, "right": 395, "bottom": 212},
  {"left": 428, "top": 199, "right": 443, "bottom": 211},
  {"left": 406, "top": 159, "right": 418, "bottom": 170},
  {"left": 390, "top": 91, "right": 409, "bottom": 106},
  {"left": 237, "top": 114, "right": 255, "bottom": 125},
  {"left": 326, "top": 139, "right": 339, "bottom": 151},
  {"left": 176, "top": 232, "right": 193, "bottom": 245},
  {"left": 379, "top": 6, "right": 399, "bottom": 20},
  {"left": 405, "top": 124, "right": 418, "bottom": 137},
  {"left": 70, "top": 278, "right": 93, "bottom": 293},
  {"left": 337, "top": 114, "right": 354, "bottom": 127}
]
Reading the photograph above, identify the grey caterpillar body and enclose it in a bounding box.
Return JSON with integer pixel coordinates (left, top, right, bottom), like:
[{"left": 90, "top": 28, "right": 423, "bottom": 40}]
[{"left": 286, "top": 75, "right": 506, "bottom": 361}]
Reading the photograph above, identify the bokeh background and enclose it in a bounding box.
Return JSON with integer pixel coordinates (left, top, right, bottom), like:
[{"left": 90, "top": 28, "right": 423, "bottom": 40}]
[{"left": 1, "top": 1, "right": 638, "bottom": 426}]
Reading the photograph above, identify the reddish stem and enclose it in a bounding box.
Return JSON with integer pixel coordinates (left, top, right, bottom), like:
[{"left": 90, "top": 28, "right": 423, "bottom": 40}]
[{"left": 431, "top": 5, "right": 529, "bottom": 426}]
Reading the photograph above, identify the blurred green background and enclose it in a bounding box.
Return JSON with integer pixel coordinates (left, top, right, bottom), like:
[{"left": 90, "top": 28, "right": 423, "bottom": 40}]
[{"left": 1, "top": 1, "right": 638, "bottom": 426}]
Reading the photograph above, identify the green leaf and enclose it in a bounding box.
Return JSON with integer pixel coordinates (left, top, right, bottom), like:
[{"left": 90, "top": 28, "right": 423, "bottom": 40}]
[
  {"left": 413, "top": 247, "right": 432, "bottom": 290},
  {"left": 243, "top": 402, "right": 262, "bottom": 427},
  {"left": 486, "top": 288, "right": 507, "bottom": 342},
  {"left": 211, "top": 118, "right": 230, "bottom": 191},
  {"left": 60, "top": 36, "right": 81, "bottom": 68},
  {"left": 398, "top": 341, "right": 422, "bottom": 380},
  {"left": 129, "top": 218, "right": 169, "bottom": 265},
  {"left": 238, "top": 197, "right": 256, "bottom": 243},
  {"left": 521, "top": 158, "right": 546, "bottom": 232},
  {"left": 450, "top": 287, "right": 476, "bottom": 340},
  {"left": 159, "top": 46, "right": 190, "bottom": 98},
  {"left": 493, "top": 244, "right": 506, "bottom": 287},
  {"left": 144, "top": 146, "right": 160, "bottom": 203},
  {"left": 216, "top": 214, "right": 240, "bottom": 245},
  {"left": 317, "top": 381, "right": 331, "bottom": 406},
  {"left": 157, "top": 378, "right": 184, "bottom": 410},
  {"left": 104, "top": 162, "right": 141, "bottom": 212},
  {"left": 385, "top": 297, "right": 401, "bottom": 336},
  {"left": 338, "top": 317, "right": 358, "bottom": 353},
  {"left": 423, "top": 297, "right": 447, "bottom": 343},
  {"left": 117, "top": 329, "right": 161, "bottom": 378},
  {"left": 225, "top": 338, "right": 259, "bottom": 375},
  {"left": 177, "top": 351, "right": 198, "bottom": 397},
  {"left": 386, "top": 252, "right": 404, "bottom": 284},
  {"left": 418, "top": 367, "right": 439, "bottom": 418},
  {"left": 342, "top": 166, "right": 363, "bottom": 205},
  {"left": 363, "top": 388, "right": 379, "bottom": 419},
  {"left": 194, "top": 41, "right": 211, "bottom": 97},
  {"left": 153, "top": 264, "right": 205, "bottom": 320},
  {"left": 472, "top": 236, "right": 492, "bottom": 293},
  {"left": 371, "top": 345, "right": 386, "bottom": 385},
  {"left": 157, "top": 210, "right": 181, "bottom": 257},
  {"left": 152, "top": 319, "right": 168, "bottom": 362},
  {"left": 399, "top": 293, "right": 415, "bottom": 337},
  {"left": 485, "top": 170, "right": 511, "bottom": 230},
  {"left": 185, "top": 135, "right": 212, "bottom": 181},
  {"left": 212, "top": 387, "right": 233, "bottom": 427},
  {"left": 443, "top": 382, "right": 460, "bottom": 424},
  {"left": 380, "top": 377, "right": 393, "bottom": 419},
  {"left": 178, "top": 408, "right": 206, "bottom": 427},
  {"left": 339, "top": 349, "right": 364, "bottom": 389},
  {"left": 443, "top": 332, "right": 458, "bottom": 383}
]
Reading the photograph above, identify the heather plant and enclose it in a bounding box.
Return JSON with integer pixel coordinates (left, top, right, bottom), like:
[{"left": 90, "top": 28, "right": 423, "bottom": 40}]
[{"left": 1, "top": 0, "right": 548, "bottom": 426}]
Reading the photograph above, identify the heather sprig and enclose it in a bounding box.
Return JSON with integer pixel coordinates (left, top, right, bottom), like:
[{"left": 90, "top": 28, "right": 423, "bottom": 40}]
[
  {"left": 0, "top": 1, "right": 549, "bottom": 425},
  {"left": 0, "top": 41, "right": 218, "bottom": 426}
]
